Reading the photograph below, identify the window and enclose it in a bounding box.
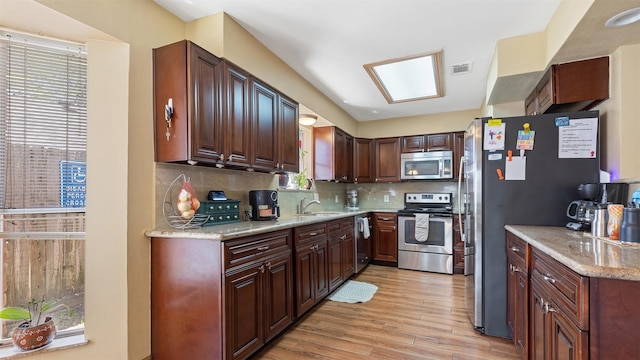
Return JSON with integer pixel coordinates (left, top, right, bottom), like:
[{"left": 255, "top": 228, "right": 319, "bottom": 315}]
[{"left": 0, "top": 30, "right": 86, "bottom": 342}]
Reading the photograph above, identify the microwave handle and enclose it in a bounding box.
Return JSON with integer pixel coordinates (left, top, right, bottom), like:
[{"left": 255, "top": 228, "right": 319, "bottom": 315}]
[{"left": 439, "top": 159, "right": 444, "bottom": 177}]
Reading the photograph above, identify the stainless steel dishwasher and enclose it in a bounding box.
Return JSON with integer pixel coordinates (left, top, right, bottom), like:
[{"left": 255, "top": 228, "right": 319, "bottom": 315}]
[{"left": 354, "top": 215, "right": 372, "bottom": 273}]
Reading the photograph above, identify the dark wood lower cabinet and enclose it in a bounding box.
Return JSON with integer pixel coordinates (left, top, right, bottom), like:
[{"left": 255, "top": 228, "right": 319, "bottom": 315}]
[
  {"left": 507, "top": 230, "right": 640, "bottom": 360},
  {"left": 151, "top": 230, "right": 293, "bottom": 360},
  {"left": 372, "top": 213, "right": 397, "bottom": 263},
  {"left": 294, "top": 223, "right": 330, "bottom": 317},
  {"left": 328, "top": 217, "right": 355, "bottom": 292}
]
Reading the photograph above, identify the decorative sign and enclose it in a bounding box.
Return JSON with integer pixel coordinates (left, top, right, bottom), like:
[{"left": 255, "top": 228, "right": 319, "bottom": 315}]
[
  {"left": 483, "top": 123, "right": 505, "bottom": 151},
  {"left": 60, "top": 161, "right": 86, "bottom": 208}
]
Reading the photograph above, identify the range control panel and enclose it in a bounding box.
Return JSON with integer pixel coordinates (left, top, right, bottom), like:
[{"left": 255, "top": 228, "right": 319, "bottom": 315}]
[{"left": 404, "top": 192, "right": 451, "bottom": 205}]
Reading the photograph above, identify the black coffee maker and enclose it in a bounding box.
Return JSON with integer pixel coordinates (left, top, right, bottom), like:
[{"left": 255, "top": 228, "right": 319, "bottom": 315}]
[
  {"left": 566, "top": 183, "right": 599, "bottom": 231},
  {"left": 249, "top": 190, "right": 280, "bottom": 221}
]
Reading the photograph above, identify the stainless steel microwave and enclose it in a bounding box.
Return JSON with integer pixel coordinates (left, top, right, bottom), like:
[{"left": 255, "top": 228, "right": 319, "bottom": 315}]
[{"left": 400, "top": 151, "right": 453, "bottom": 180}]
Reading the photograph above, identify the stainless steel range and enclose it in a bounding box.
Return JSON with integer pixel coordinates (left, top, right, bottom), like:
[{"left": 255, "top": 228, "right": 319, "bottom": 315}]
[{"left": 397, "top": 192, "right": 453, "bottom": 274}]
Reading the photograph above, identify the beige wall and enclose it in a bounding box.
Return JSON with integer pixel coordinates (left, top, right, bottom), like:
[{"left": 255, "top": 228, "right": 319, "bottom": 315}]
[
  {"left": 598, "top": 44, "right": 640, "bottom": 181},
  {"left": 357, "top": 109, "right": 480, "bottom": 139}
]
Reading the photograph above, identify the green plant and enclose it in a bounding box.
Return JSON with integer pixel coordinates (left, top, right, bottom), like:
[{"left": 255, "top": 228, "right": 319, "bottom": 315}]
[
  {"left": 294, "top": 150, "right": 309, "bottom": 189},
  {"left": 0, "top": 297, "right": 72, "bottom": 327}
]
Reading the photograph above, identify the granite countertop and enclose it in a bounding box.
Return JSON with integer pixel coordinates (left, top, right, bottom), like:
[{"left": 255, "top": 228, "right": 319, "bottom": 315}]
[
  {"left": 505, "top": 225, "right": 640, "bottom": 281},
  {"left": 146, "top": 209, "right": 396, "bottom": 241}
]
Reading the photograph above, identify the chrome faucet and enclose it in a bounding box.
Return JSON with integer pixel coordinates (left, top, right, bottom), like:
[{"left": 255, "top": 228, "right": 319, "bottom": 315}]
[{"left": 299, "top": 197, "right": 321, "bottom": 214}]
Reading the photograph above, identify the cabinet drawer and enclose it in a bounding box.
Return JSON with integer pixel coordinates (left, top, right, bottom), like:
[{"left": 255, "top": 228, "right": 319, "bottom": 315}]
[
  {"left": 327, "top": 220, "right": 341, "bottom": 234},
  {"left": 506, "top": 232, "right": 529, "bottom": 271},
  {"left": 531, "top": 249, "right": 589, "bottom": 330},
  {"left": 373, "top": 213, "right": 397, "bottom": 226},
  {"left": 340, "top": 217, "right": 353, "bottom": 232},
  {"left": 224, "top": 230, "right": 291, "bottom": 270},
  {"left": 294, "top": 223, "right": 327, "bottom": 246}
]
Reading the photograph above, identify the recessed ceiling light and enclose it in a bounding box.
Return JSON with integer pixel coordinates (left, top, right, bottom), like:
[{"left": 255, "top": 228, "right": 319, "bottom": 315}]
[
  {"left": 605, "top": 7, "right": 640, "bottom": 28},
  {"left": 363, "top": 51, "right": 444, "bottom": 104}
]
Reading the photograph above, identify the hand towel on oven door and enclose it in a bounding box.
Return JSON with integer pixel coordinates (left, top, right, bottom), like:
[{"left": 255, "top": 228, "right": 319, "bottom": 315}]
[{"left": 414, "top": 214, "right": 430, "bottom": 241}]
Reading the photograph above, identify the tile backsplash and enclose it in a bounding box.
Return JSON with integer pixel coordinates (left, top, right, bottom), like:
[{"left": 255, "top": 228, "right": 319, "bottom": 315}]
[{"left": 155, "top": 163, "right": 462, "bottom": 227}]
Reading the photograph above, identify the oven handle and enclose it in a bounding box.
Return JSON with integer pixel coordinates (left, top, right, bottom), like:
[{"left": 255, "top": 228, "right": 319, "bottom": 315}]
[{"left": 398, "top": 214, "right": 452, "bottom": 220}]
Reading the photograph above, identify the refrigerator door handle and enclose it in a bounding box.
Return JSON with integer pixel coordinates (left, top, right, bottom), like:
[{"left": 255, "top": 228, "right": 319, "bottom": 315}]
[{"left": 457, "top": 155, "right": 466, "bottom": 243}]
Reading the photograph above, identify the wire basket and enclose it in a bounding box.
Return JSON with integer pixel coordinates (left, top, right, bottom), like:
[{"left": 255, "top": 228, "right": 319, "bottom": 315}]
[{"left": 162, "top": 174, "right": 209, "bottom": 229}]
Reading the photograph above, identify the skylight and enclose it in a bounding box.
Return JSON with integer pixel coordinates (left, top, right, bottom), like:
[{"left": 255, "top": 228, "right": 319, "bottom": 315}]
[{"left": 364, "top": 51, "right": 443, "bottom": 104}]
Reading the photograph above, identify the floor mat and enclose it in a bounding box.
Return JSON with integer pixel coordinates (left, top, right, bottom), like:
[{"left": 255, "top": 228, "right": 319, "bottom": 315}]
[{"left": 328, "top": 280, "right": 378, "bottom": 303}]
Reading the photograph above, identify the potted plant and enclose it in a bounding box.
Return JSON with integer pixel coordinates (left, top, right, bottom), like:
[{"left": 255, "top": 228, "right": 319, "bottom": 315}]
[
  {"left": 0, "top": 297, "right": 72, "bottom": 352},
  {"left": 294, "top": 150, "right": 310, "bottom": 190}
]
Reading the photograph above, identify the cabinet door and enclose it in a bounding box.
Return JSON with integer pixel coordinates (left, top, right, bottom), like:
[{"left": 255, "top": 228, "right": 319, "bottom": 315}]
[
  {"left": 401, "top": 135, "right": 425, "bottom": 153},
  {"left": 515, "top": 267, "right": 529, "bottom": 357},
  {"left": 342, "top": 134, "right": 354, "bottom": 182},
  {"left": 263, "top": 253, "right": 294, "bottom": 342},
  {"left": 295, "top": 244, "right": 315, "bottom": 316},
  {"left": 453, "top": 131, "right": 465, "bottom": 181},
  {"left": 374, "top": 225, "right": 398, "bottom": 261},
  {"left": 354, "top": 138, "right": 374, "bottom": 183},
  {"left": 191, "top": 45, "right": 223, "bottom": 163},
  {"left": 374, "top": 137, "right": 401, "bottom": 182},
  {"left": 426, "top": 133, "right": 452, "bottom": 151},
  {"left": 328, "top": 234, "right": 342, "bottom": 291},
  {"left": 223, "top": 62, "right": 251, "bottom": 168},
  {"left": 251, "top": 79, "right": 279, "bottom": 172},
  {"left": 341, "top": 232, "right": 355, "bottom": 278},
  {"left": 278, "top": 94, "right": 299, "bottom": 173},
  {"left": 531, "top": 280, "right": 548, "bottom": 360},
  {"left": 314, "top": 240, "right": 330, "bottom": 300},
  {"left": 225, "top": 265, "right": 264, "bottom": 360},
  {"left": 548, "top": 305, "right": 588, "bottom": 360},
  {"left": 507, "top": 257, "right": 517, "bottom": 340}
]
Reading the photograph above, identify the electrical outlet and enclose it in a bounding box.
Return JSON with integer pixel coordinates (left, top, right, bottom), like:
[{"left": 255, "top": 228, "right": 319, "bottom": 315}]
[
  {"left": 384, "top": 195, "right": 389, "bottom": 203},
  {"left": 313, "top": 193, "right": 320, "bottom": 201},
  {"left": 335, "top": 195, "right": 339, "bottom": 203}
]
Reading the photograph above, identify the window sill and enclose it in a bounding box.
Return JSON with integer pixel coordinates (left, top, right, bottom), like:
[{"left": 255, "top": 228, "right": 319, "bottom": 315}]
[{"left": 0, "top": 335, "right": 87, "bottom": 359}]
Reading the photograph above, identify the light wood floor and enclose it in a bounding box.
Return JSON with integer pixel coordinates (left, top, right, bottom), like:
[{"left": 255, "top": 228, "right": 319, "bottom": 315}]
[{"left": 253, "top": 264, "right": 519, "bottom": 360}]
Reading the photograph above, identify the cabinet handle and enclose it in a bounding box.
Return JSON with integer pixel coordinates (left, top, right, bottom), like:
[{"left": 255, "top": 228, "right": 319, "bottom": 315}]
[
  {"left": 257, "top": 246, "right": 269, "bottom": 251},
  {"left": 309, "top": 232, "right": 318, "bottom": 236},
  {"left": 275, "top": 162, "right": 280, "bottom": 169},
  {"left": 314, "top": 244, "right": 319, "bottom": 251},
  {"left": 510, "top": 264, "right": 520, "bottom": 273},
  {"left": 266, "top": 261, "right": 272, "bottom": 270},
  {"left": 259, "top": 265, "right": 265, "bottom": 273},
  {"left": 340, "top": 235, "right": 347, "bottom": 241},
  {"left": 542, "top": 274, "right": 556, "bottom": 283},
  {"left": 543, "top": 302, "right": 556, "bottom": 314},
  {"left": 380, "top": 217, "right": 392, "bottom": 221},
  {"left": 510, "top": 246, "right": 520, "bottom": 253}
]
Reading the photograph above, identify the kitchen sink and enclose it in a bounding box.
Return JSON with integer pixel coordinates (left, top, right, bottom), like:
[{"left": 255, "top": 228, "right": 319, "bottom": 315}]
[{"left": 297, "top": 211, "right": 343, "bottom": 216}]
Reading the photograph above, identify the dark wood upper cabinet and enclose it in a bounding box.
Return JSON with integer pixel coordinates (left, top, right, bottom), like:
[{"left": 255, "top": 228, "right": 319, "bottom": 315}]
[
  {"left": 401, "top": 135, "right": 425, "bottom": 153},
  {"left": 525, "top": 56, "right": 609, "bottom": 115},
  {"left": 401, "top": 133, "right": 452, "bottom": 153},
  {"left": 154, "top": 40, "right": 298, "bottom": 173},
  {"left": 250, "top": 78, "right": 299, "bottom": 173},
  {"left": 354, "top": 138, "right": 374, "bottom": 183},
  {"left": 453, "top": 131, "right": 465, "bottom": 181},
  {"left": 314, "top": 126, "right": 353, "bottom": 182},
  {"left": 222, "top": 61, "right": 251, "bottom": 168},
  {"left": 153, "top": 40, "right": 223, "bottom": 165},
  {"left": 374, "top": 137, "right": 401, "bottom": 182},
  {"left": 426, "top": 133, "right": 453, "bottom": 151}
]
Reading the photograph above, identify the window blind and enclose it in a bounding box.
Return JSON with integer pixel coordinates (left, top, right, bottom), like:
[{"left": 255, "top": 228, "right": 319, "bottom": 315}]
[{"left": 0, "top": 31, "right": 87, "bottom": 237}]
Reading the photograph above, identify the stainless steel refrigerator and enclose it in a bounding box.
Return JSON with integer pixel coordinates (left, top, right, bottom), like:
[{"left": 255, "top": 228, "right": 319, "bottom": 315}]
[{"left": 460, "top": 111, "right": 600, "bottom": 338}]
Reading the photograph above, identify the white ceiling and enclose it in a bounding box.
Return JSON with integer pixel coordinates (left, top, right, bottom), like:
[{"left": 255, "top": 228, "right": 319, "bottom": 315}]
[{"left": 152, "top": 0, "right": 565, "bottom": 122}]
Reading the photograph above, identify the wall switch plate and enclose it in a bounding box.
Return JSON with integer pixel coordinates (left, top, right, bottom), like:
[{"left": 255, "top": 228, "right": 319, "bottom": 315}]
[
  {"left": 384, "top": 195, "right": 389, "bottom": 202},
  {"left": 335, "top": 195, "right": 339, "bottom": 203},
  {"left": 313, "top": 193, "right": 320, "bottom": 201}
]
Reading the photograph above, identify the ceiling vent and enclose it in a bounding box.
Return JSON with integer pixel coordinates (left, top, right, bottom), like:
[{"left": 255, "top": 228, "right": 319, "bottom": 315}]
[{"left": 451, "top": 61, "right": 472, "bottom": 75}]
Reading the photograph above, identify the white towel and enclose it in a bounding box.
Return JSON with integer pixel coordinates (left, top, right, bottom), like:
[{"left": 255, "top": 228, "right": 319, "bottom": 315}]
[
  {"left": 414, "top": 214, "right": 430, "bottom": 242},
  {"left": 361, "top": 217, "right": 371, "bottom": 239}
]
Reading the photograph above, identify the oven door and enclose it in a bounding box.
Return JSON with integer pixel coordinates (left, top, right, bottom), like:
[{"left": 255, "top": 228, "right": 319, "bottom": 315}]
[{"left": 398, "top": 214, "right": 453, "bottom": 254}]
